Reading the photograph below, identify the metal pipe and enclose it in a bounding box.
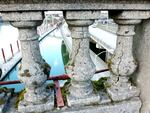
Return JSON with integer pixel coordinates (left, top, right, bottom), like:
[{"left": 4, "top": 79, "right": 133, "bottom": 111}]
[
  {"left": 48, "top": 74, "right": 69, "bottom": 80},
  {"left": 1, "top": 48, "right": 6, "bottom": 63},
  {"left": 10, "top": 44, "right": 14, "bottom": 57},
  {"left": 0, "top": 69, "right": 109, "bottom": 85},
  {"left": 17, "top": 40, "right": 20, "bottom": 52},
  {"left": 0, "top": 80, "right": 21, "bottom": 85},
  {"left": 0, "top": 74, "right": 70, "bottom": 85}
]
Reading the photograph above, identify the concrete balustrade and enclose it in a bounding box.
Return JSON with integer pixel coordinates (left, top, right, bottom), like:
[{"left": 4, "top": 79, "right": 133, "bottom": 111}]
[
  {"left": 1, "top": 12, "right": 54, "bottom": 113},
  {"left": 0, "top": 1, "right": 150, "bottom": 113},
  {"left": 65, "top": 11, "right": 101, "bottom": 106}
]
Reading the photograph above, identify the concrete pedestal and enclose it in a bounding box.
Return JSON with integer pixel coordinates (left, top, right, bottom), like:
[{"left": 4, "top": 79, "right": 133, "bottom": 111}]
[{"left": 18, "top": 90, "right": 54, "bottom": 113}]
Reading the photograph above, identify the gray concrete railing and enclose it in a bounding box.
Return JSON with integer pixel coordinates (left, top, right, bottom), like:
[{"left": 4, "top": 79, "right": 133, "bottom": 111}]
[
  {"left": 0, "top": 0, "right": 150, "bottom": 11},
  {"left": 0, "top": 2, "right": 150, "bottom": 112}
]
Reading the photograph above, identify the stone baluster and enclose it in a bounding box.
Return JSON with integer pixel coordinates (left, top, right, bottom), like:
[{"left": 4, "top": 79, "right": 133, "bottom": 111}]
[
  {"left": 107, "top": 11, "right": 150, "bottom": 101},
  {"left": 1, "top": 12, "right": 54, "bottom": 113},
  {"left": 65, "top": 11, "right": 100, "bottom": 106}
]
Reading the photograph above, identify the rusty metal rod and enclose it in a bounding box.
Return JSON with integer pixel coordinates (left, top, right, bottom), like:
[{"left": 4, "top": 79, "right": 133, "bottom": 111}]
[
  {"left": 1, "top": 48, "right": 6, "bottom": 63},
  {"left": 0, "top": 74, "right": 69, "bottom": 85},
  {"left": 0, "top": 80, "right": 21, "bottom": 85},
  {"left": 0, "top": 69, "right": 109, "bottom": 85},
  {"left": 17, "top": 40, "right": 20, "bottom": 52},
  {"left": 48, "top": 74, "right": 69, "bottom": 80},
  {"left": 10, "top": 44, "right": 14, "bottom": 57}
]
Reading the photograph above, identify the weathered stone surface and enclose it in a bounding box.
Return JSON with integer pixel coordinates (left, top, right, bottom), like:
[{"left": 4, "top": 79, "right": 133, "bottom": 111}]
[
  {"left": 67, "top": 20, "right": 93, "bottom": 27},
  {"left": 107, "top": 76, "right": 140, "bottom": 101},
  {"left": 61, "top": 97, "right": 141, "bottom": 113},
  {"left": 67, "top": 91, "right": 110, "bottom": 107},
  {"left": 1, "top": 12, "right": 43, "bottom": 21},
  {"left": 17, "top": 29, "right": 50, "bottom": 103},
  {"left": 99, "top": 91, "right": 111, "bottom": 104},
  {"left": 67, "top": 93, "right": 100, "bottom": 107},
  {"left": 4, "top": 95, "right": 141, "bottom": 113},
  {"left": 65, "top": 11, "right": 101, "bottom": 20},
  {"left": 133, "top": 18, "right": 150, "bottom": 113},
  {"left": 18, "top": 90, "right": 54, "bottom": 113},
  {"left": 11, "top": 19, "right": 53, "bottom": 112},
  {"left": 0, "top": 0, "right": 149, "bottom": 4},
  {"left": 107, "top": 11, "right": 142, "bottom": 102},
  {"left": 0, "top": 1, "right": 150, "bottom": 11},
  {"left": 66, "top": 19, "right": 100, "bottom": 106},
  {"left": 110, "top": 23, "right": 138, "bottom": 76}
]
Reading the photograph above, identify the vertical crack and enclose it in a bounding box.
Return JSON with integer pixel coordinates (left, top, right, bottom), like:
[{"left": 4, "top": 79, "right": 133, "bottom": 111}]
[
  {"left": 68, "top": 39, "right": 81, "bottom": 66},
  {"left": 116, "top": 39, "right": 124, "bottom": 75}
]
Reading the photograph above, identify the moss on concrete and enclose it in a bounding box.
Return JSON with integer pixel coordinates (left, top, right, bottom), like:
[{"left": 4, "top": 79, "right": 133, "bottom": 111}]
[
  {"left": 61, "top": 79, "right": 71, "bottom": 105},
  {"left": 92, "top": 77, "right": 111, "bottom": 93},
  {"left": 107, "top": 58, "right": 113, "bottom": 71},
  {"left": 15, "top": 89, "right": 26, "bottom": 108},
  {"left": 60, "top": 78, "right": 110, "bottom": 105},
  {"left": 46, "top": 83, "right": 55, "bottom": 89},
  {"left": 0, "top": 99, "right": 5, "bottom": 105}
]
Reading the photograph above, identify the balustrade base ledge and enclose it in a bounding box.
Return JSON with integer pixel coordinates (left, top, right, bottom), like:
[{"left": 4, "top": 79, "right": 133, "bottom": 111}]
[
  {"left": 59, "top": 97, "right": 141, "bottom": 113},
  {"left": 18, "top": 90, "right": 54, "bottom": 113},
  {"left": 1, "top": 90, "right": 141, "bottom": 113},
  {"left": 107, "top": 84, "right": 140, "bottom": 101},
  {"left": 67, "top": 93, "right": 100, "bottom": 107}
]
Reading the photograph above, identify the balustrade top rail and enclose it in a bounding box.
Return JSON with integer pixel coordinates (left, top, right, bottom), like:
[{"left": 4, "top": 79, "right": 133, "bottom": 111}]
[{"left": 0, "top": 0, "right": 150, "bottom": 11}]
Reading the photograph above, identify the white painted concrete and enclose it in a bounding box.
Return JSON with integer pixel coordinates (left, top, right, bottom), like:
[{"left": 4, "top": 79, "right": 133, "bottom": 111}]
[{"left": 89, "top": 26, "right": 117, "bottom": 54}]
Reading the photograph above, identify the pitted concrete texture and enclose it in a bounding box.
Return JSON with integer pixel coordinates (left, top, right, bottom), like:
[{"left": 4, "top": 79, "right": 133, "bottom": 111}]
[
  {"left": 106, "top": 76, "right": 140, "bottom": 101},
  {"left": 54, "top": 97, "right": 141, "bottom": 113},
  {"left": 67, "top": 93, "right": 100, "bottom": 107},
  {"left": 1, "top": 12, "right": 43, "bottom": 21},
  {"left": 0, "top": 0, "right": 149, "bottom": 4},
  {"left": 62, "top": 97, "right": 141, "bottom": 113},
  {"left": 107, "top": 83, "right": 140, "bottom": 101},
  {"left": 4, "top": 91, "right": 141, "bottom": 113},
  {"left": 18, "top": 90, "right": 54, "bottom": 113},
  {"left": 0, "top": 0, "right": 150, "bottom": 11},
  {"left": 67, "top": 91, "right": 111, "bottom": 106},
  {"left": 65, "top": 11, "right": 101, "bottom": 20}
]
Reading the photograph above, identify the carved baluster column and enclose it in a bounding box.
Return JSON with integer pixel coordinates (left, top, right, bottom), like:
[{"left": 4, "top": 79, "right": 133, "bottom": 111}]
[
  {"left": 65, "top": 11, "right": 100, "bottom": 106},
  {"left": 1, "top": 12, "right": 54, "bottom": 113},
  {"left": 107, "top": 11, "right": 150, "bottom": 101}
]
